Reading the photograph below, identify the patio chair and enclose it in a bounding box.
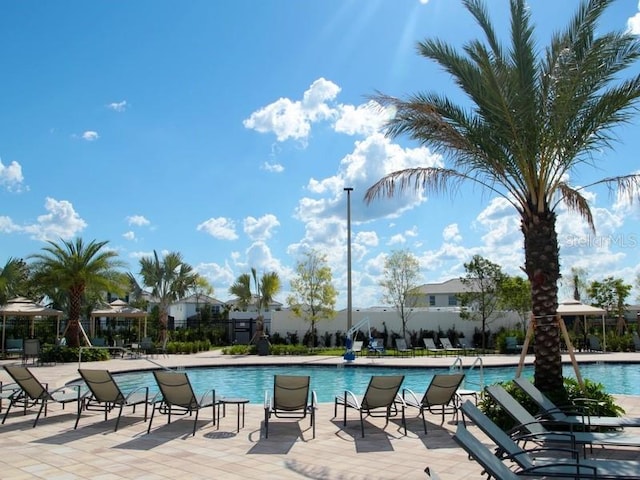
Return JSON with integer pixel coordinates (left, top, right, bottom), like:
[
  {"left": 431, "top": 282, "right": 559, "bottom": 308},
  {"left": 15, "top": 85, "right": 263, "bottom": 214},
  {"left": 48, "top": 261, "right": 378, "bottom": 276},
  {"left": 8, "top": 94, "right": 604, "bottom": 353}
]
[
  {"left": 423, "top": 338, "right": 443, "bottom": 356},
  {"left": 485, "top": 384, "right": 640, "bottom": 455},
  {"left": 460, "top": 400, "right": 640, "bottom": 479},
  {"left": 367, "top": 338, "right": 385, "bottom": 355},
  {"left": 633, "top": 332, "right": 640, "bottom": 352},
  {"left": 505, "top": 336, "right": 523, "bottom": 354},
  {"left": 2, "top": 365, "right": 83, "bottom": 428},
  {"left": 454, "top": 423, "right": 602, "bottom": 480},
  {"left": 352, "top": 340, "right": 363, "bottom": 356},
  {"left": 439, "top": 337, "right": 464, "bottom": 355},
  {"left": 147, "top": 370, "right": 217, "bottom": 436},
  {"left": 403, "top": 373, "right": 465, "bottom": 433},
  {"left": 263, "top": 375, "right": 316, "bottom": 439},
  {"left": 76, "top": 369, "right": 150, "bottom": 431},
  {"left": 334, "top": 375, "right": 406, "bottom": 437},
  {"left": 588, "top": 335, "right": 603, "bottom": 352},
  {"left": 23, "top": 338, "right": 40, "bottom": 365},
  {"left": 394, "top": 338, "right": 412, "bottom": 357},
  {"left": 513, "top": 377, "right": 640, "bottom": 429},
  {"left": 5, "top": 338, "right": 24, "bottom": 357}
]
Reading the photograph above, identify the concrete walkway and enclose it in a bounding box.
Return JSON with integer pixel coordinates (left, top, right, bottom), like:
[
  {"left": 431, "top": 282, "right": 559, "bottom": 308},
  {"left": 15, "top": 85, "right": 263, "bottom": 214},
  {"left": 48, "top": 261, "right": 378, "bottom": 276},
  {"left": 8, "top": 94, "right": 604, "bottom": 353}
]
[{"left": 0, "top": 351, "right": 638, "bottom": 479}]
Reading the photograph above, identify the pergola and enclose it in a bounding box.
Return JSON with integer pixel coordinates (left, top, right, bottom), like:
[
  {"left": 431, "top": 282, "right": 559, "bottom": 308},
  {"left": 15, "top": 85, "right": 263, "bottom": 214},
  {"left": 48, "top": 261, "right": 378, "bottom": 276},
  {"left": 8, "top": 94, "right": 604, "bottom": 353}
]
[
  {"left": 0, "top": 297, "right": 63, "bottom": 356},
  {"left": 557, "top": 299, "right": 607, "bottom": 350},
  {"left": 90, "top": 299, "right": 147, "bottom": 342}
]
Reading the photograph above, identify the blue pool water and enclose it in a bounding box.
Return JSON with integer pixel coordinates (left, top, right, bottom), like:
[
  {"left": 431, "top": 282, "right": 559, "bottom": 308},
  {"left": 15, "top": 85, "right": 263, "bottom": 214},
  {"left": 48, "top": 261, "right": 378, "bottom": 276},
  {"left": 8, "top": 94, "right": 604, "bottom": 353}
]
[{"left": 109, "top": 362, "right": 640, "bottom": 403}]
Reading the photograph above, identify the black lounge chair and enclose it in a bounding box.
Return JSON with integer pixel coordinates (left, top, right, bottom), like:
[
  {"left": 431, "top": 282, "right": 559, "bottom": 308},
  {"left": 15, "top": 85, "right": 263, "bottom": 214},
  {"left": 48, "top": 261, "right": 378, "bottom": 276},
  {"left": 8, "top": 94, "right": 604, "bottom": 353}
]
[
  {"left": 263, "top": 375, "right": 316, "bottom": 439},
  {"left": 403, "top": 373, "right": 465, "bottom": 433}
]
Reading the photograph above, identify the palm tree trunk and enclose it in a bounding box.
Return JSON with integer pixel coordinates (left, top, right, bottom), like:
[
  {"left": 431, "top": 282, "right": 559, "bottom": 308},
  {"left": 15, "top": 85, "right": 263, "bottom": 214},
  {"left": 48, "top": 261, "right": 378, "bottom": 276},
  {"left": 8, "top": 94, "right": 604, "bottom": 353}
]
[
  {"left": 67, "top": 285, "right": 84, "bottom": 347},
  {"left": 522, "top": 209, "right": 563, "bottom": 394}
]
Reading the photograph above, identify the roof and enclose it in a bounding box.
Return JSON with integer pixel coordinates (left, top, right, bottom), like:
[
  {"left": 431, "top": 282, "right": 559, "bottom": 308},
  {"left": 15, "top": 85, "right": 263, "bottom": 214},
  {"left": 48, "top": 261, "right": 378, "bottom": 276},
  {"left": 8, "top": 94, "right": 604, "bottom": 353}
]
[
  {"left": 557, "top": 299, "right": 605, "bottom": 317},
  {"left": 412, "top": 278, "right": 477, "bottom": 295}
]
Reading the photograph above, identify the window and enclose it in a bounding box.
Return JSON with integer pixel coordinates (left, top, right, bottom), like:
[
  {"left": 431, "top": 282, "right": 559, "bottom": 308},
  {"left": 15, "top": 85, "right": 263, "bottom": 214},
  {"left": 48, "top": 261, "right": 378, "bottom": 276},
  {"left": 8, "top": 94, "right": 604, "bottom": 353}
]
[
  {"left": 429, "top": 295, "right": 436, "bottom": 306},
  {"left": 448, "top": 295, "right": 458, "bottom": 306}
]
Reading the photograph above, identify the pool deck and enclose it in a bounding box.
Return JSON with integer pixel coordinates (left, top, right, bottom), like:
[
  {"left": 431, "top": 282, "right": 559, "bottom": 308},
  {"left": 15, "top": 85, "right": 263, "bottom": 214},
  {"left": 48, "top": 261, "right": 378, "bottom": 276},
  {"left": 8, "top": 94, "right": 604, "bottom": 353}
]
[{"left": 0, "top": 350, "right": 639, "bottom": 479}]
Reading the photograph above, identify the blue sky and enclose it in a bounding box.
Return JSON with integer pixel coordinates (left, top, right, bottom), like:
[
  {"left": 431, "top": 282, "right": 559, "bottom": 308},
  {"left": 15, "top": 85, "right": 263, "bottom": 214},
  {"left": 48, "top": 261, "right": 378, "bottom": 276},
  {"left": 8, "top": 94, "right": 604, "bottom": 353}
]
[{"left": 1, "top": 0, "right": 639, "bottom": 308}]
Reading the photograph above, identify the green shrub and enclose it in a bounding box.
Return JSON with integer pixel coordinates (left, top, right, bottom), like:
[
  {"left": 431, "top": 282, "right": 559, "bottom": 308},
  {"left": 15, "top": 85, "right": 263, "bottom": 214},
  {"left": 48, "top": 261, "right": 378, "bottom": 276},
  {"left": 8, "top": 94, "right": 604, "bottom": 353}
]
[
  {"left": 39, "top": 346, "right": 111, "bottom": 364},
  {"left": 479, "top": 377, "right": 624, "bottom": 430}
]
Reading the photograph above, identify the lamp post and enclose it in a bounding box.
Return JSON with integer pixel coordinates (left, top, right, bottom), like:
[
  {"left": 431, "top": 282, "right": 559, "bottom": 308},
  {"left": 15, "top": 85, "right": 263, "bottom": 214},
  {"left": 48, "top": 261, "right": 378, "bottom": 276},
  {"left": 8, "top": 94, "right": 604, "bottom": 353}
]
[{"left": 344, "top": 187, "right": 353, "bottom": 331}]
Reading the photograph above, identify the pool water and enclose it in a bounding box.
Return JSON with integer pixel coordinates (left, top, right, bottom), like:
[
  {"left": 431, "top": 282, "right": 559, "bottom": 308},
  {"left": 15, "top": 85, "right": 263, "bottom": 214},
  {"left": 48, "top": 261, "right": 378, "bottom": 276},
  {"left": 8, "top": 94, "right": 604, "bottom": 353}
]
[{"left": 109, "top": 362, "right": 640, "bottom": 403}]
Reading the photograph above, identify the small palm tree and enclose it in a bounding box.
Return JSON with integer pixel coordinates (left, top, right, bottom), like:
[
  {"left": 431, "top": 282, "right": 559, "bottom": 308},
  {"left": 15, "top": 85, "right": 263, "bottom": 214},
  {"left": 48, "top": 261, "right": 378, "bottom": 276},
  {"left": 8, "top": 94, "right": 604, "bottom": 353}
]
[
  {"left": 365, "top": 0, "right": 640, "bottom": 393},
  {"left": 0, "top": 258, "right": 30, "bottom": 305},
  {"left": 138, "top": 250, "right": 198, "bottom": 343},
  {"left": 30, "top": 238, "right": 124, "bottom": 347}
]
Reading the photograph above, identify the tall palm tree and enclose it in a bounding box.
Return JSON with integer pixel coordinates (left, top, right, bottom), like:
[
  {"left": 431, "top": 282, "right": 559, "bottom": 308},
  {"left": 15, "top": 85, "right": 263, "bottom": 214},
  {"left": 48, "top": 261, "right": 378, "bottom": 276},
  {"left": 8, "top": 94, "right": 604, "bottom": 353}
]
[
  {"left": 365, "top": 0, "right": 640, "bottom": 394},
  {"left": 29, "top": 238, "right": 124, "bottom": 347},
  {"left": 138, "top": 250, "right": 198, "bottom": 342}
]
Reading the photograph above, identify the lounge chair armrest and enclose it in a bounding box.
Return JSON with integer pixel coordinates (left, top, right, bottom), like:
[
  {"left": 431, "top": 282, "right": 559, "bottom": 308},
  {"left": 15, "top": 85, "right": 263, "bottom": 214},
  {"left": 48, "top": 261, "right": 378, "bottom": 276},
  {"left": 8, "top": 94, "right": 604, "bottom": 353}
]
[
  {"left": 402, "top": 388, "right": 421, "bottom": 407},
  {"left": 525, "top": 464, "right": 597, "bottom": 476},
  {"left": 197, "top": 389, "right": 216, "bottom": 405},
  {"left": 125, "top": 385, "right": 149, "bottom": 400},
  {"left": 338, "top": 390, "right": 360, "bottom": 409},
  {"left": 264, "top": 390, "right": 270, "bottom": 410},
  {"left": 502, "top": 445, "right": 579, "bottom": 461},
  {"left": 310, "top": 390, "right": 318, "bottom": 409},
  {"left": 0, "top": 382, "right": 19, "bottom": 393},
  {"left": 150, "top": 392, "right": 163, "bottom": 404},
  {"left": 394, "top": 393, "right": 406, "bottom": 409},
  {"left": 51, "top": 384, "right": 83, "bottom": 397}
]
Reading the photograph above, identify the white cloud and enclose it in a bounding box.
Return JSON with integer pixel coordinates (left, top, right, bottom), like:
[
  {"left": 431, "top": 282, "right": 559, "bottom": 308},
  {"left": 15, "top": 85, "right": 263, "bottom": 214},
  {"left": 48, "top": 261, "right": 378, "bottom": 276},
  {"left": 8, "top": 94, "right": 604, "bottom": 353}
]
[
  {"left": 443, "top": 224, "right": 462, "bottom": 243},
  {"left": 0, "top": 158, "right": 25, "bottom": 192},
  {"left": 23, "top": 197, "right": 87, "bottom": 241},
  {"left": 197, "top": 217, "right": 238, "bottom": 240},
  {"left": 387, "top": 233, "right": 406, "bottom": 245},
  {"left": 261, "top": 161, "right": 284, "bottom": 173},
  {"left": 195, "top": 261, "right": 235, "bottom": 289},
  {"left": 126, "top": 215, "right": 151, "bottom": 227},
  {"left": 244, "top": 214, "right": 280, "bottom": 241},
  {"left": 334, "top": 101, "right": 392, "bottom": 137},
  {"left": 107, "top": 100, "right": 128, "bottom": 112},
  {"left": 123, "top": 231, "right": 136, "bottom": 241},
  {"left": 82, "top": 131, "right": 99, "bottom": 141},
  {"left": 129, "top": 250, "right": 154, "bottom": 260},
  {"left": 355, "top": 230, "right": 379, "bottom": 247},
  {"left": 628, "top": 12, "right": 640, "bottom": 34},
  {"left": 0, "top": 216, "right": 19, "bottom": 233},
  {"left": 243, "top": 78, "right": 340, "bottom": 143}
]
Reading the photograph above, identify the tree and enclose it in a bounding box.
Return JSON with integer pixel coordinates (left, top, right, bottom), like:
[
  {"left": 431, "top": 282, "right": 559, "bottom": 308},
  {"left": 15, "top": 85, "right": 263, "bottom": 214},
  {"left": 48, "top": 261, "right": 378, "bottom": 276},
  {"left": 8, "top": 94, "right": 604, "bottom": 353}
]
[
  {"left": 565, "top": 267, "right": 590, "bottom": 302},
  {"left": 365, "top": 0, "right": 640, "bottom": 394},
  {"left": 287, "top": 250, "right": 337, "bottom": 347},
  {"left": 29, "top": 238, "right": 124, "bottom": 347},
  {"left": 587, "top": 276, "right": 632, "bottom": 334},
  {"left": 0, "top": 258, "right": 30, "bottom": 305},
  {"left": 229, "top": 268, "right": 281, "bottom": 341},
  {"left": 498, "top": 275, "right": 531, "bottom": 334},
  {"left": 191, "top": 276, "right": 214, "bottom": 331},
  {"left": 138, "top": 250, "right": 198, "bottom": 343},
  {"left": 458, "top": 255, "right": 506, "bottom": 350},
  {"left": 379, "top": 249, "right": 421, "bottom": 342}
]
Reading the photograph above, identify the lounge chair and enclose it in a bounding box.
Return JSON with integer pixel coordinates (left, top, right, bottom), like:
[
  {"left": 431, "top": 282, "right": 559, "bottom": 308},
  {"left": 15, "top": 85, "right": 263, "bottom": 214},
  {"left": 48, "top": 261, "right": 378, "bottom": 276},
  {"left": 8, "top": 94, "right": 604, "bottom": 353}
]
[
  {"left": 403, "top": 373, "right": 465, "bottom": 433},
  {"left": 334, "top": 375, "right": 406, "bottom": 437},
  {"left": 394, "top": 338, "right": 412, "bottom": 357},
  {"left": 454, "top": 423, "right": 601, "bottom": 479},
  {"left": 23, "top": 338, "right": 40, "bottom": 365},
  {"left": 513, "top": 377, "right": 640, "bottom": 429},
  {"left": 439, "top": 337, "right": 464, "bottom": 355},
  {"left": 461, "top": 400, "right": 640, "bottom": 479},
  {"left": 423, "top": 338, "right": 443, "bottom": 356},
  {"left": 485, "top": 384, "right": 640, "bottom": 455},
  {"left": 2, "top": 365, "right": 83, "bottom": 428},
  {"left": 263, "top": 375, "right": 316, "bottom": 439},
  {"left": 147, "top": 370, "right": 217, "bottom": 436},
  {"left": 5, "top": 338, "right": 24, "bottom": 357},
  {"left": 76, "top": 369, "right": 150, "bottom": 431}
]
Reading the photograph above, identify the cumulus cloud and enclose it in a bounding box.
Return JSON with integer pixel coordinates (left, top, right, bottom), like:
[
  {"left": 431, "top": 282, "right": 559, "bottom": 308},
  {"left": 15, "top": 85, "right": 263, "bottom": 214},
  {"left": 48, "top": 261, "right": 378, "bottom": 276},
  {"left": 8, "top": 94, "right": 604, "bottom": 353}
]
[
  {"left": 197, "top": 217, "right": 238, "bottom": 240},
  {"left": 123, "top": 231, "right": 136, "bottom": 241},
  {"left": 23, "top": 197, "right": 87, "bottom": 241},
  {"left": 0, "top": 158, "right": 25, "bottom": 192},
  {"left": 195, "top": 261, "right": 235, "bottom": 288},
  {"left": 628, "top": 4, "right": 640, "bottom": 34},
  {"left": 81, "top": 131, "right": 99, "bottom": 141},
  {"left": 261, "top": 161, "right": 284, "bottom": 173},
  {"left": 355, "top": 231, "right": 379, "bottom": 247},
  {"left": 107, "top": 100, "right": 128, "bottom": 112},
  {"left": 334, "top": 101, "right": 392, "bottom": 137},
  {"left": 126, "top": 215, "right": 151, "bottom": 227},
  {"left": 244, "top": 214, "right": 280, "bottom": 241},
  {"left": 443, "top": 224, "right": 462, "bottom": 243},
  {"left": 243, "top": 78, "right": 340, "bottom": 143},
  {"left": 0, "top": 216, "right": 19, "bottom": 233}
]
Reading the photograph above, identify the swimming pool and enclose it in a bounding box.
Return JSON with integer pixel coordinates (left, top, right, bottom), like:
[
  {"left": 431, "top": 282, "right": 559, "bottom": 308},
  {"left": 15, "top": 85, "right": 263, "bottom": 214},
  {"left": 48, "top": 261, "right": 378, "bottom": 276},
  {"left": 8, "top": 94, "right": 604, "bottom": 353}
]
[{"left": 109, "top": 362, "right": 640, "bottom": 403}]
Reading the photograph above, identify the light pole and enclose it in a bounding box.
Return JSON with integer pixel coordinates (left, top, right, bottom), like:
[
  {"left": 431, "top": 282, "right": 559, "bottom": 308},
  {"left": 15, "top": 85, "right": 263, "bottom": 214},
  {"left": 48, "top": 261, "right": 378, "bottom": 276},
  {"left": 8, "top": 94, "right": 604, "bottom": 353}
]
[{"left": 344, "top": 187, "right": 353, "bottom": 331}]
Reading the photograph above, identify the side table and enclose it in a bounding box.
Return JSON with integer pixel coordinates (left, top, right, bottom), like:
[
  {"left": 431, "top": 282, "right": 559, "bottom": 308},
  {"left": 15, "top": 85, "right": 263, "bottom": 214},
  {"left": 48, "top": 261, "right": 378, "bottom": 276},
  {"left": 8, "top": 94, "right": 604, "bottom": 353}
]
[{"left": 218, "top": 397, "right": 250, "bottom": 431}]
